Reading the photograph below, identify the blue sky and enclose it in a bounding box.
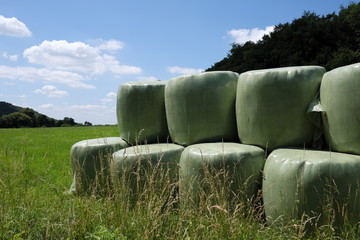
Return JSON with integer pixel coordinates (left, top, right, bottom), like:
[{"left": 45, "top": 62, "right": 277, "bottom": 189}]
[{"left": 0, "top": 0, "right": 356, "bottom": 125}]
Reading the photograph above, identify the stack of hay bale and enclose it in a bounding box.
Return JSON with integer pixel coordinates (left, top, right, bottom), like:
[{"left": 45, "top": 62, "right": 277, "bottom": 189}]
[
  {"left": 68, "top": 62, "right": 360, "bottom": 228},
  {"left": 262, "top": 63, "right": 360, "bottom": 226}
]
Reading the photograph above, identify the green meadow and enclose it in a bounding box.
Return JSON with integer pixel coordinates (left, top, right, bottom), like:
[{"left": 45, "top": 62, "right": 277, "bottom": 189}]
[{"left": 1, "top": 126, "right": 359, "bottom": 239}]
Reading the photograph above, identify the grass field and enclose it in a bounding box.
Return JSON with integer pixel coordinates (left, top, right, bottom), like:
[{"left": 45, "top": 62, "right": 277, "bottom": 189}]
[{"left": 0, "top": 126, "right": 359, "bottom": 239}]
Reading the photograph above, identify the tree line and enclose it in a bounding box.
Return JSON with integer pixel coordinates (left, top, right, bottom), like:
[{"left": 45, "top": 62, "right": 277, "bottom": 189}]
[
  {"left": 207, "top": 2, "right": 360, "bottom": 73},
  {"left": 0, "top": 107, "right": 92, "bottom": 128}
]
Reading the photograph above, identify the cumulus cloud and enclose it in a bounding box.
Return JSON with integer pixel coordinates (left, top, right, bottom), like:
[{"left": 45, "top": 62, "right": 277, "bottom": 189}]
[
  {"left": 0, "top": 65, "right": 95, "bottom": 89},
  {"left": 109, "top": 63, "right": 143, "bottom": 75},
  {"left": 106, "top": 92, "right": 117, "bottom": 97},
  {"left": 23, "top": 40, "right": 105, "bottom": 74},
  {"left": 2, "top": 52, "right": 18, "bottom": 61},
  {"left": 167, "top": 66, "right": 204, "bottom": 75},
  {"left": 70, "top": 104, "right": 107, "bottom": 110},
  {"left": 34, "top": 85, "right": 69, "bottom": 98},
  {"left": 101, "top": 98, "right": 113, "bottom": 103},
  {"left": 0, "top": 39, "right": 141, "bottom": 90},
  {"left": 39, "top": 104, "right": 54, "bottom": 109},
  {"left": 228, "top": 26, "right": 274, "bottom": 44},
  {"left": 0, "top": 15, "right": 31, "bottom": 37},
  {"left": 101, "top": 91, "right": 117, "bottom": 103},
  {"left": 96, "top": 39, "right": 124, "bottom": 51},
  {"left": 23, "top": 40, "right": 142, "bottom": 75}
]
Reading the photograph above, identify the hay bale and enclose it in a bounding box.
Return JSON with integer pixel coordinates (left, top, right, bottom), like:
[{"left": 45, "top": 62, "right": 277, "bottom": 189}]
[
  {"left": 236, "top": 66, "right": 325, "bottom": 151},
  {"left": 179, "top": 142, "right": 265, "bottom": 206},
  {"left": 165, "top": 71, "right": 239, "bottom": 146},
  {"left": 69, "top": 137, "right": 128, "bottom": 194},
  {"left": 111, "top": 143, "right": 184, "bottom": 198},
  {"left": 320, "top": 62, "right": 360, "bottom": 155},
  {"left": 263, "top": 148, "right": 360, "bottom": 226},
  {"left": 116, "top": 81, "right": 169, "bottom": 145}
]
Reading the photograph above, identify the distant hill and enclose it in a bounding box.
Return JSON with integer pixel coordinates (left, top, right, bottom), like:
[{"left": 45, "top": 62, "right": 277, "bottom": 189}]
[
  {"left": 0, "top": 101, "right": 23, "bottom": 117},
  {"left": 0, "top": 101, "right": 89, "bottom": 128}
]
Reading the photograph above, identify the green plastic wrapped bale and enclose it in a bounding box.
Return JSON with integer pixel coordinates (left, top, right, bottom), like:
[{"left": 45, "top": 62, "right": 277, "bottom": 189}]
[
  {"left": 236, "top": 66, "right": 325, "bottom": 151},
  {"left": 116, "top": 81, "right": 169, "bottom": 145},
  {"left": 320, "top": 63, "right": 360, "bottom": 155},
  {"left": 179, "top": 143, "right": 265, "bottom": 206},
  {"left": 165, "top": 71, "right": 239, "bottom": 146},
  {"left": 263, "top": 149, "right": 360, "bottom": 227},
  {"left": 69, "top": 137, "right": 128, "bottom": 194},
  {"left": 111, "top": 143, "right": 184, "bottom": 198}
]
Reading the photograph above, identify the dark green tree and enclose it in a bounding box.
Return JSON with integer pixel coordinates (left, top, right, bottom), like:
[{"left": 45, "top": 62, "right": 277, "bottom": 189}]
[
  {"left": 0, "top": 112, "right": 33, "bottom": 128},
  {"left": 20, "top": 108, "right": 38, "bottom": 127},
  {"left": 37, "top": 114, "right": 56, "bottom": 127},
  {"left": 37, "top": 114, "right": 48, "bottom": 127},
  {"left": 207, "top": 3, "right": 360, "bottom": 73},
  {"left": 56, "top": 120, "right": 63, "bottom": 127},
  {"left": 63, "top": 117, "right": 75, "bottom": 125},
  {"left": 84, "top": 121, "right": 92, "bottom": 126}
]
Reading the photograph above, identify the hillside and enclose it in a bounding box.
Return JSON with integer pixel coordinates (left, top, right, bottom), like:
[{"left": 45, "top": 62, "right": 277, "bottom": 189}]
[
  {"left": 0, "top": 101, "right": 87, "bottom": 128},
  {"left": 0, "top": 101, "right": 23, "bottom": 117},
  {"left": 207, "top": 3, "right": 360, "bottom": 73}
]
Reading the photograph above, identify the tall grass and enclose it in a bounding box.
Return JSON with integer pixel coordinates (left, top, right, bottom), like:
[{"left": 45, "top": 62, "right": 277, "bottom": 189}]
[{"left": 0, "top": 126, "right": 359, "bottom": 239}]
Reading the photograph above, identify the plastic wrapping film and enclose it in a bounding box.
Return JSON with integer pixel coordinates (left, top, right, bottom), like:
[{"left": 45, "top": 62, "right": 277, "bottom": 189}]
[
  {"left": 320, "top": 62, "right": 360, "bottom": 155},
  {"left": 165, "top": 71, "right": 239, "bottom": 146},
  {"left": 68, "top": 137, "right": 128, "bottom": 194},
  {"left": 306, "top": 93, "right": 325, "bottom": 149},
  {"left": 179, "top": 142, "right": 265, "bottom": 206},
  {"left": 236, "top": 66, "right": 325, "bottom": 152},
  {"left": 263, "top": 149, "right": 360, "bottom": 226},
  {"left": 111, "top": 143, "right": 184, "bottom": 196},
  {"left": 116, "top": 81, "right": 169, "bottom": 145}
]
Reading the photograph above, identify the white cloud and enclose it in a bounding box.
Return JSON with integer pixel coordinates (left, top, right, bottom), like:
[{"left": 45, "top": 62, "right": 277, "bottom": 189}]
[
  {"left": 23, "top": 40, "right": 142, "bottom": 75},
  {"left": 23, "top": 40, "right": 105, "bottom": 74},
  {"left": 70, "top": 104, "right": 107, "bottom": 110},
  {"left": 39, "top": 104, "right": 54, "bottom": 109},
  {"left": 36, "top": 104, "right": 117, "bottom": 125},
  {"left": 0, "top": 93, "right": 27, "bottom": 99},
  {"left": 106, "top": 92, "right": 117, "bottom": 97},
  {"left": 34, "top": 85, "right": 69, "bottom": 98},
  {"left": 228, "top": 26, "right": 274, "bottom": 44},
  {"left": 1, "top": 40, "right": 141, "bottom": 89},
  {"left": 2, "top": 52, "right": 18, "bottom": 61},
  {"left": 0, "top": 15, "right": 31, "bottom": 37},
  {"left": 96, "top": 39, "right": 124, "bottom": 51},
  {"left": 101, "top": 98, "right": 113, "bottom": 103},
  {"left": 42, "top": 85, "right": 57, "bottom": 91},
  {"left": 137, "top": 76, "right": 158, "bottom": 81},
  {"left": 109, "top": 63, "right": 143, "bottom": 75},
  {"left": 68, "top": 104, "right": 116, "bottom": 125},
  {"left": 101, "top": 91, "right": 117, "bottom": 103},
  {"left": 0, "top": 65, "right": 95, "bottom": 89},
  {"left": 167, "top": 66, "right": 204, "bottom": 75}
]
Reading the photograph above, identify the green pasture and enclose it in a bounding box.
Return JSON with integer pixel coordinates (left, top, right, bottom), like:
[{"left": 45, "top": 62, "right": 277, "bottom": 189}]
[{"left": 0, "top": 126, "right": 359, "bottom": 239}]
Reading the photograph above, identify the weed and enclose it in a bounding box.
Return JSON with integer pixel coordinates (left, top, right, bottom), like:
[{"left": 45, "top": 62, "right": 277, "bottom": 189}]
[{"left": 1, "top": 126, "right": 360, "bottom": 239}]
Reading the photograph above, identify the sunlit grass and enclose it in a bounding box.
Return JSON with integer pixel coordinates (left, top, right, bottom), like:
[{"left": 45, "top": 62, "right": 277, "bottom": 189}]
[{"left": 0, "top": 126, "right": 359, "bottom": 239}]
